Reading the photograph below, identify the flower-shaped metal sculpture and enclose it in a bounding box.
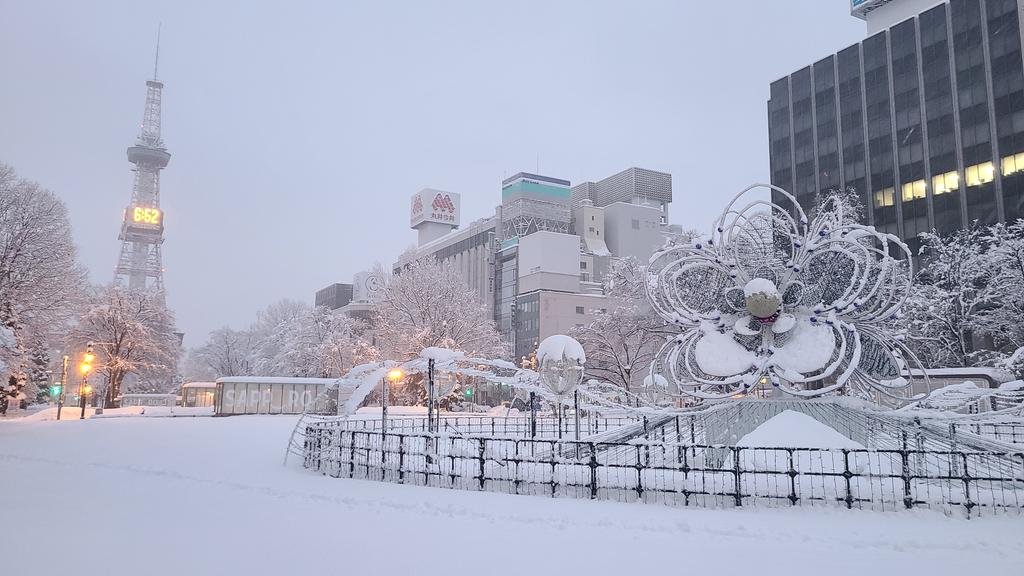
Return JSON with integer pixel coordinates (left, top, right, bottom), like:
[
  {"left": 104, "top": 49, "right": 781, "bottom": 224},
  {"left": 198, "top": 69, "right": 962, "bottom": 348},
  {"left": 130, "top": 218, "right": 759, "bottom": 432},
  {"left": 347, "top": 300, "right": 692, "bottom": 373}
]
[
  {"left": 537, "top": 335, "right": 586, "bottom": 398},
  {"left": 647, "top": 184, "right": 925, "bottom": 402}
]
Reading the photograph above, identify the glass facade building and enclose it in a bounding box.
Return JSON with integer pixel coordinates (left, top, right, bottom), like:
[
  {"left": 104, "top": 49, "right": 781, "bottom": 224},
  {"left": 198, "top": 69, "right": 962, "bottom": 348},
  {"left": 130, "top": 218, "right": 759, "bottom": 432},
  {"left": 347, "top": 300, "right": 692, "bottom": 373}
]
[{"left": 769, "top": 0, "right": 1024, "bottom": 253}]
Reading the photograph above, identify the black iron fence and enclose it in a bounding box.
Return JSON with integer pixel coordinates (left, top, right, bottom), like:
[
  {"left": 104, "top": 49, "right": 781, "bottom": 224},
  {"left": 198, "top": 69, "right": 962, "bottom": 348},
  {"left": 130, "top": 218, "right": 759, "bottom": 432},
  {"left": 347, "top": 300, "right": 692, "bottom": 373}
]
[{"left": 303, "top": 423, "right": 1024, "bottom": 516}]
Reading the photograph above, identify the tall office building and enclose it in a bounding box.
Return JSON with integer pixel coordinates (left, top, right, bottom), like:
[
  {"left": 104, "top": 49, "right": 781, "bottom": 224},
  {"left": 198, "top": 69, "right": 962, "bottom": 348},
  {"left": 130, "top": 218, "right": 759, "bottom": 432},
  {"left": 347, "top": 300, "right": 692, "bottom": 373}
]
[{"left": 769, "top": 0, "right": 1024, "bottom": 252}]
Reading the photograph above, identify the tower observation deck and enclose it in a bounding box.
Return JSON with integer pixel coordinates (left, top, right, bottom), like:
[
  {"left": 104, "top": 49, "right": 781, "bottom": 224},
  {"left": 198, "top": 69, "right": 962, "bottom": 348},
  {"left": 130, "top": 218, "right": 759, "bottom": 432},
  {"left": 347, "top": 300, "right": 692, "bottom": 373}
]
[{"left": 114, "top": 45, "right": 169, "bottom": 292}]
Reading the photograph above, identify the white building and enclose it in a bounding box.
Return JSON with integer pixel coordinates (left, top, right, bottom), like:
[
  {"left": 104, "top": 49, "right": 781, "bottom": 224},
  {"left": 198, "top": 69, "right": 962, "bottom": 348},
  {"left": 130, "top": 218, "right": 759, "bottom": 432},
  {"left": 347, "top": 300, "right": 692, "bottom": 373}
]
[
  {"left": 395, "top": 213, "right": 498, "bottom": 315},
  {"left": 383, "top": 167, "right": 677, "bottom": 362},
  {"left": 571, "top": 167, "right": 673, "bottom": 224}
]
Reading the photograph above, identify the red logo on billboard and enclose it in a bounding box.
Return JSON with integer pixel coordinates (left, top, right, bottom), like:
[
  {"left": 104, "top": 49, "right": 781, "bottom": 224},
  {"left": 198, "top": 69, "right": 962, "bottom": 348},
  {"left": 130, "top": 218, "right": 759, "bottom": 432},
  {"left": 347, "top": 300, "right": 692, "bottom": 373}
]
[
  {"left": 432, "top": 194, "right": 455, "bottom": 213},
  {"left": 412, "top": 194, "right": 423, "bottom": 215}
]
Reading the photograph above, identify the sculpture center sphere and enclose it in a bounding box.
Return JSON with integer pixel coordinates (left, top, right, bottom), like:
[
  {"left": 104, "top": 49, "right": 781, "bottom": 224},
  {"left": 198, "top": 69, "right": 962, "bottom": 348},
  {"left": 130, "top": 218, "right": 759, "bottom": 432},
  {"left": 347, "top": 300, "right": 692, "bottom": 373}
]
[{"left": 744, "top": 278, "right": 782, "bottom": 321}]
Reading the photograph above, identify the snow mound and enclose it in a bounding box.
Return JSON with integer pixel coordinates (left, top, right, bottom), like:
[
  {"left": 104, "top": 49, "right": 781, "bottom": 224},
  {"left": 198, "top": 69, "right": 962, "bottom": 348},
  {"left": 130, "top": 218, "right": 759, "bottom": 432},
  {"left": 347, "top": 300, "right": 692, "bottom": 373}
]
[
  {"left": 736, "top": 410, "right": 864, "bottom": 450},
  {"left": 487, "top": 405, "right": 520, "bottom": 417},
  {"left": 743, "top": 277, "right": 779, "bottom": 298},
  {"left": 537, "top": 335, "right": 585, "bottom": 364},
  {"left": 769, "top": 320, "right": 835, "bottom": 375},
  {"left": 694, "top": 326, "right": 755, "bottom": 377}
]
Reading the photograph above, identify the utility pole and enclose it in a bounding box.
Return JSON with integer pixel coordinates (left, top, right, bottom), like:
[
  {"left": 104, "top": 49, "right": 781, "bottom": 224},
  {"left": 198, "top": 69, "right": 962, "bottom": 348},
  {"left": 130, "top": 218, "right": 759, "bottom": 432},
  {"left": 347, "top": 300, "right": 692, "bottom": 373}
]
[{"left": 56, "top": 355, "right": 69, "bottom": 421}]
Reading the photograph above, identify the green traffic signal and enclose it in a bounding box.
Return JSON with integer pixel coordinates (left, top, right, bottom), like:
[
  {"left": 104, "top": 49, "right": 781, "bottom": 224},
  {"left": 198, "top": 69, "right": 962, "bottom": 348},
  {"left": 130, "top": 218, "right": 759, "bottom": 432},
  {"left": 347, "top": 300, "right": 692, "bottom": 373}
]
[
  {"left": 464, "top": 387, "right": 473, "bottom": 397},
  {"left": 50, "top": 385, "right": 62, "bottom": 396}
]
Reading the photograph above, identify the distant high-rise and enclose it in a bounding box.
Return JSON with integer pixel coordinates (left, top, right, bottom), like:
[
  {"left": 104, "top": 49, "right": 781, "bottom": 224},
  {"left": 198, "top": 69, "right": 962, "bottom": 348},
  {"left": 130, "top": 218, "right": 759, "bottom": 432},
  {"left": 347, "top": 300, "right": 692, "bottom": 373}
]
[
  {"left": 115, "top": 37, "right": 169, "bottom": 291},
  {"left": 314, "top": 283, "right": 353, "bottom": 310},
  {"left": 499, "top": 172, "right": 572, "bottom": 241},
  {"left": 769, "top": 0, "right": 1024, "bottom": 252}
]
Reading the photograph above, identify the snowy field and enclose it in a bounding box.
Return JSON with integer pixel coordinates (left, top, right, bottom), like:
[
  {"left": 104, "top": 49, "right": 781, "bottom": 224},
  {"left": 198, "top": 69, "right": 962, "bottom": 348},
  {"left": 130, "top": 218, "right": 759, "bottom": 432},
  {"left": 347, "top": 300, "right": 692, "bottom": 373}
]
[{"left": 2, "top": 416, "right": 1022, "bottom": 576}]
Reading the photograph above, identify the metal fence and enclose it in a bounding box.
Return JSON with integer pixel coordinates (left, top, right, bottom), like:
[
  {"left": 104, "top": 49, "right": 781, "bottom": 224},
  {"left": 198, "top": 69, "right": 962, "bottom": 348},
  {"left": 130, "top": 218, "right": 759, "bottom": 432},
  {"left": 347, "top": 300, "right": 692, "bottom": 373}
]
[
  {"left": 303, "top": 423, "right": 1024, "bottom": 516},
  {"left": 335, "top": 415, "right": 639, "bottom": 438},
  {"left": 951, "top": 422, "right": 1024, "bottom": 445}
]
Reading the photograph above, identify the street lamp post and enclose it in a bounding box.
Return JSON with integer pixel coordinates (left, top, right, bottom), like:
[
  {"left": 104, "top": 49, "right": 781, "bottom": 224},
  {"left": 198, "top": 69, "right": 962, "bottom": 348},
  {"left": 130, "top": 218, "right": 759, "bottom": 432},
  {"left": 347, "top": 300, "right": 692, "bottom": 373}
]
[
  {"left": 382, "top": 368, "right": 404, "bottom": 474},
  {"left": 382, "top": 369, "right": 403, "bottom": 433},
  {"left": 78, "top": 343, "right": 94, "bottom": 420},
  {"left": 56, "top": 355, "right": 69, "bottom": 421},
  {"left": 426, "top": 359, "right": 435, "bottom": 434}
]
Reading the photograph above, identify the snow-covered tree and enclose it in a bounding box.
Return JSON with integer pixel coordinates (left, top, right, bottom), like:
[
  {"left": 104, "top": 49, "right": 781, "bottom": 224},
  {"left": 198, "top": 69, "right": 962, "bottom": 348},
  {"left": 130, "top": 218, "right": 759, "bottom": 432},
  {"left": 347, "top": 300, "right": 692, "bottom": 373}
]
[
  {"left": 179, "top": 348, "right": 218, "bottom": 383},
  {"left": 0, "top": 300, "right": 27, "bottom": 413},
  {"left": 250, "top": 299, "right": 307, "bottom": 371},
  {"left": 973, "top": 220, "right": 1024, "bottom": 355},
  {"left": 0, "top": 163, "right": 87, "bottom": 398},
  {"left": 572, "top": 257, "right": 669, "bottom": 391},
  {"left": 810, "top": 186, "right": 865, "bottom": 226},
  {"left": 255, "top": 304, "right": 367, "bottom": 377},
  {"left": 192, "top": 327, "right": 257, "bottom": 378},
  {"left": 375, "top": 258, "right": 505, "bottom": 361},
  {"left": 191, "top": 299, "right": 372, "bottom": 379},
  {"left": 26, "top": 333, "right": 50, "bottom": 403},
  {"left": 904, "top": 226, "right": 995, "bottom": 367},
  {"left": 66, "top": 285, "right": 181, "bottom": 402}
]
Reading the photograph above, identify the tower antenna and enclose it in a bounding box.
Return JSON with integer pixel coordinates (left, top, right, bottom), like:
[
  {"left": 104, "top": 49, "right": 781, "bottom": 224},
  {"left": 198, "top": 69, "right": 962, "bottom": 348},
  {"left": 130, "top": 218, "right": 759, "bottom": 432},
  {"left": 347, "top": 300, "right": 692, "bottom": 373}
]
[{"left": 153, "top": 23, "right": 162, "bottom": 80}]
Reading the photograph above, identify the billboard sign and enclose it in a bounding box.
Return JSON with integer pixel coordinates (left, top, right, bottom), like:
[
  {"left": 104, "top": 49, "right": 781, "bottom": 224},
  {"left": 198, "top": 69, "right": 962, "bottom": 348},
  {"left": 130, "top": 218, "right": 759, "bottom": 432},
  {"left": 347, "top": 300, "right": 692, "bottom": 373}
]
[
  {"left": 124, "top": 205, "right": 163, "bottom": 231},
  {"left": 353, "top": 269, "right": 385, "bottom": 303},
  {"left": 410, "top": 188, "right": 460, "bottom": 228}
]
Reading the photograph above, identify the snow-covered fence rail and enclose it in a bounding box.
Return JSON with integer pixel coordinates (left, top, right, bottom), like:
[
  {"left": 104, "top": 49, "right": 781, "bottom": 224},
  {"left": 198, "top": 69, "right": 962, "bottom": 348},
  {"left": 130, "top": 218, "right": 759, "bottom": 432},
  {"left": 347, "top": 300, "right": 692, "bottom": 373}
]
[
  {"left": 303, "top": 422, "right": 1024, "bottom": 516},
  {"left": 950, "top": 422, "right": 1024, "bottom": 445},
  {"left": 334, "top": 416, "right": 638, "bottom": 438}
]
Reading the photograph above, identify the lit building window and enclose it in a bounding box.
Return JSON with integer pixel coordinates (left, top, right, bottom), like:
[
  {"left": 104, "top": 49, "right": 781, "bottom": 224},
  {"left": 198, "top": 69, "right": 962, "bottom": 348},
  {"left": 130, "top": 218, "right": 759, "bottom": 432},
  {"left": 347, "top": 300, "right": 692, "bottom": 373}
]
[
  {"left": 932, "top": 170, "right": 959, "bottom": 195},
  {"left": 965, "top": 161, "right": 995, "bottom": 187},
  {"left": 873, "top": 187, "right": 895, "bottom": 208},
  {"left": 1002, "top": 152, "right": 1024, "bottom": 177},
  {"left": 901, "top": 180, "right": 926, "bottom": 202}
]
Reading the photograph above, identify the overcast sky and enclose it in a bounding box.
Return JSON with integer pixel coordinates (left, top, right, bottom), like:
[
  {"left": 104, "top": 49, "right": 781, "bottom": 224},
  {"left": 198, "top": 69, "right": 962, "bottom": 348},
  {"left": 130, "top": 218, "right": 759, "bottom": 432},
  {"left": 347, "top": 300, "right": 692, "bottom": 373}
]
[{"left": 0, "top": 1, "right": 866, "bottom": 346}]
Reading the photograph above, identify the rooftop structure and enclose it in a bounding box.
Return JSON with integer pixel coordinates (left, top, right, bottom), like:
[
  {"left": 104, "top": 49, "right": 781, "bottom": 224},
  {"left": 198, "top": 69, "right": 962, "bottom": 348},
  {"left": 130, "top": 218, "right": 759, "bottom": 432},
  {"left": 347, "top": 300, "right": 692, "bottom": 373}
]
[
  {"left": 571, "top": 167, "right": 672, "bottom": 223},
  {"left": 410, "top": 188, "right": 461, "bottom": 245},
  {"left": 500, "top": 172, "right": 572, "bottom": 240}
]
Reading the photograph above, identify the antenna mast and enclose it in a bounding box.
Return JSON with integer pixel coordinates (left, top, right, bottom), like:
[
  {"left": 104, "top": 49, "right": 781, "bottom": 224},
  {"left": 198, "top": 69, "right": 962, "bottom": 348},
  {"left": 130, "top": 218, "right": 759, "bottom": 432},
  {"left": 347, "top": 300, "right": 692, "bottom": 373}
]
[{"left": 153, "top": 23, "right": 162, "bottom": 80}]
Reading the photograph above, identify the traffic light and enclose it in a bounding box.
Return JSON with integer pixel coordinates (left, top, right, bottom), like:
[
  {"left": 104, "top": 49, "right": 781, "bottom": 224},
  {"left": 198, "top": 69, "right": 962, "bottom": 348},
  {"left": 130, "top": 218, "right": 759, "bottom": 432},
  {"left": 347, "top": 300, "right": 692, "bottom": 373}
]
[
  {"left": 464, "top": 387, "right": 474, "bottom": 398},
  {"left": 50, "top": 384, "right": 62, "bottom": 396}
]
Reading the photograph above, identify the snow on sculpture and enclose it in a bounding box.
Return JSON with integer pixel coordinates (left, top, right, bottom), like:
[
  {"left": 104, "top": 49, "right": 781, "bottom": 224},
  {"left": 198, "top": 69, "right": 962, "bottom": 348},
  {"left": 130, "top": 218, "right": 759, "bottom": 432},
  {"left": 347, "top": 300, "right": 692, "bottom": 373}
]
[
  {"left": 536, "top": 335, "right": 585, "bottom": 398},
  {"left": 646, "top": 183, "right": 925, "bottom": 401}
]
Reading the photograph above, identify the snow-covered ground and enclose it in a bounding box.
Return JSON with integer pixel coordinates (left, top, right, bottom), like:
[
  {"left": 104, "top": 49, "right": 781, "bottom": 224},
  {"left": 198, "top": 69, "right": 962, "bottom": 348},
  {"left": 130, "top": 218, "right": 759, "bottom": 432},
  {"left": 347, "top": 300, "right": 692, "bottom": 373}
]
[{"left": 2, "top": 416, "right": 1022, "bottom": 576}]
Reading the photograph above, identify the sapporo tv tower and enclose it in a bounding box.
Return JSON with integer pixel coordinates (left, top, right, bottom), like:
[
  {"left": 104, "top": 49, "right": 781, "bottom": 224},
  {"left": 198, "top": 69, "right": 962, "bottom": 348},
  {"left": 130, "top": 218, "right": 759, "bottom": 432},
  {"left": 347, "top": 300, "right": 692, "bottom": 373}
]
[{"left": 114, "top": 30, "right": 169, "bottom": 292}]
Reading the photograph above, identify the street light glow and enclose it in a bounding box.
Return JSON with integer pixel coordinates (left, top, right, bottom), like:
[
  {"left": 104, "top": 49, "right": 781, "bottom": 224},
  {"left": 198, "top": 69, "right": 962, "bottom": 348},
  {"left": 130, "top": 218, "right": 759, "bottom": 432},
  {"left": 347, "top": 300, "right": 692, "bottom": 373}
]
[{"left": 387, "top": 368, "right": 404, "bottom": 382}]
